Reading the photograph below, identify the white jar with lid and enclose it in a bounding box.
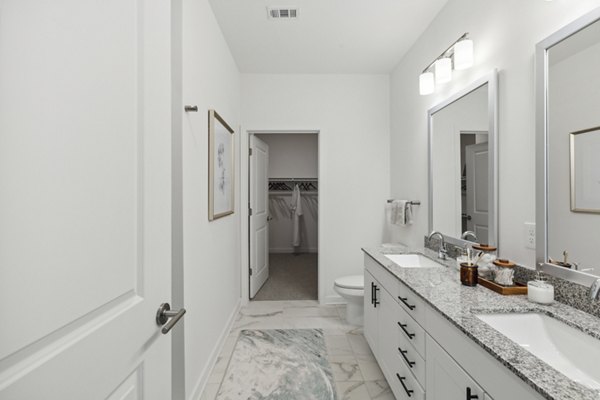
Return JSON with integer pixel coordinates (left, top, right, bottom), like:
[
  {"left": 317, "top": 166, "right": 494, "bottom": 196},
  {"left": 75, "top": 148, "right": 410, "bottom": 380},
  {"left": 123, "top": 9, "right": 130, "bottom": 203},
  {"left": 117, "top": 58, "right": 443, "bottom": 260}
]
[{"left": 528, "top": 278, "right": 554, "bottom": 304}]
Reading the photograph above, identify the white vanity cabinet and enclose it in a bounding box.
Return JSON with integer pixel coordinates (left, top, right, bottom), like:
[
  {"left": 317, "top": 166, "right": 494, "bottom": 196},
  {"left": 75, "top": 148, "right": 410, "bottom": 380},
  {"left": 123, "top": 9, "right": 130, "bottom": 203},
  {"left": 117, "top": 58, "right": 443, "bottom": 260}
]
[
  {"left": 426, "top": 335, "right": 484, "bottom": 400},
  {"left": 364, "top": 270, "right": 380, "bottom": 356},
  {"left": 364, "top": 254, "right": 544, "bottom": 400},
  {"left": 365, "top": 256, "right": 426, "bottom": 399}
]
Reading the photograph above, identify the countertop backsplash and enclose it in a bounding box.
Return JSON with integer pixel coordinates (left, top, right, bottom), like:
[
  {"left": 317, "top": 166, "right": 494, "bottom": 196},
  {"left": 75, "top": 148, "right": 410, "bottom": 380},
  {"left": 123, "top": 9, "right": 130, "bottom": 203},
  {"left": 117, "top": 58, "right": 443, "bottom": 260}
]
[
  {"left": 514, "top": 266, "right": 600, "bottom": 318},
  {"left": 423, "top": 237, "right": 600, "bottom": 318},
  {"left": 423, "top": 235, "right": 465, "bottom": 259}
]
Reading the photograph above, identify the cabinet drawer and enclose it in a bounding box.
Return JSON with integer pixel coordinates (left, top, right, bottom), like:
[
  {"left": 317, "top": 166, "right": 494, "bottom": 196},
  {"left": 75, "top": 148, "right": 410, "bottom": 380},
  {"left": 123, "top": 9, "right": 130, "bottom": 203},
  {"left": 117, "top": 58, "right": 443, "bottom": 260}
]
[
  {"left": 364, "top": 254, "right": 395, "bottom": 287},
  {"left": 396, "top": 280, "right": 426, "bottom": 326},
  {"left": 396, "top": 304, "right": 426, "bottom": 358},
  {"left": 396, "top": 324, "right": 426, "bottom": 387},
  {"left": 388, "top": 349, "right": 425, "bottom": 400}
]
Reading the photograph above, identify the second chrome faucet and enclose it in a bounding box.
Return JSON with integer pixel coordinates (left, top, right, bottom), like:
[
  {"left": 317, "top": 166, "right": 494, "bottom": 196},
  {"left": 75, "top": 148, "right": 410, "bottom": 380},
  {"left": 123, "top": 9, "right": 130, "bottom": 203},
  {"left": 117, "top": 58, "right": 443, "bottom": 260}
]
[{"left": 428, "top": 231, "right": 448, "bottom": 260}]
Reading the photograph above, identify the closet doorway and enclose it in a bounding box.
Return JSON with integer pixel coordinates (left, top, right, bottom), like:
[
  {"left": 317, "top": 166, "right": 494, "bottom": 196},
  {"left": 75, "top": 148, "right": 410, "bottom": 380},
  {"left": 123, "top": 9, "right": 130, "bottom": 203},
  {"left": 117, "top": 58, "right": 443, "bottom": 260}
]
[{"left": 249, "top": 132, "right": 319, "bottom": 301}]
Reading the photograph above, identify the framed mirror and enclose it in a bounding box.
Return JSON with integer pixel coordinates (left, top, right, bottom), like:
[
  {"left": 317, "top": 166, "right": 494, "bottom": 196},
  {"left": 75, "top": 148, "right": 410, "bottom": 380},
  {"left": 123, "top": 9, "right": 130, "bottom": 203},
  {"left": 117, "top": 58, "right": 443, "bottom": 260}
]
[
  {"left": 428, "top": 71, "right": 498, "bottom": 248},
  {"left": 536, "top": 7, "right": 600, "bottom": 285}
]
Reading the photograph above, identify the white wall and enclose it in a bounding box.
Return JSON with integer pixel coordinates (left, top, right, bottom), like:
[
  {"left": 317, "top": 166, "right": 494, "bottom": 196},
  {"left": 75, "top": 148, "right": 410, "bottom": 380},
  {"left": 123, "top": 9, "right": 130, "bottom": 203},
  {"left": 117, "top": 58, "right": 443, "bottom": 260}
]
[
  {"left": 257, "top": 134, "right": 319, "bottom": 178},
  {"left": 241, "top": 74, "right": 390, "bottom": 304},
  {"left": 548, "top": 40, "right": 600, "bottom": 274},
  {"left": 257, "top": 134, "right": 319, "bottom": 253},
  {"left": 389, "top": 0, "right": 600, "bottom": 268},
  {"left": 179, "top": 0, "right": 241, "bottom": 398}
]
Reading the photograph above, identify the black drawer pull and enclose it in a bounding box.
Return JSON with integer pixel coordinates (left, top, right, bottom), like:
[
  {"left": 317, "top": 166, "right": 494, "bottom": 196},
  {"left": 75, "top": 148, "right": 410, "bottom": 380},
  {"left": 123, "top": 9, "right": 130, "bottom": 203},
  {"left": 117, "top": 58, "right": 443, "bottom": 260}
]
[
  {"left": 398, "top": 347, "right": 415, "bottom": 367},
  {"left": 398, "top": 322, "right": 416, "bottom": 339},
  {"left": 374, "top": 285, "right": 380, "bottom": 307},
  {"left": 398, "top": 296, "right": 416, "bottom": 310},
  {"left": 396, "top": 374, "right": 414, "bottom": 397},
  {"left": 371, "top": 282, "right": 375, "bottom": 305},
  {"left": 466, "top": 387, "right": 479, "bottom": 400}
]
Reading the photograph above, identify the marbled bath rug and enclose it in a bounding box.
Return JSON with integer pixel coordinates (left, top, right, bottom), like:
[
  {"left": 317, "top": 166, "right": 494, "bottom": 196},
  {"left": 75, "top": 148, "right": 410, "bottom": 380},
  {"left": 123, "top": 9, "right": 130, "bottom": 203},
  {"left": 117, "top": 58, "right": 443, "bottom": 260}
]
[{"left": 216, "top": 329, "right": 337, "bottom": 400}]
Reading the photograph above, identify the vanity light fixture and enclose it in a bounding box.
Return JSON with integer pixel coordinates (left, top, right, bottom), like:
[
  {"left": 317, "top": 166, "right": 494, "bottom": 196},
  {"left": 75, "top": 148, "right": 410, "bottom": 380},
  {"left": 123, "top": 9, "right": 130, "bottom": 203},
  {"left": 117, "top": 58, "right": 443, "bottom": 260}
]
[
  {"left": 419, "top": 33, "right": 474, "bottom": 95},
  {"left": 419, "top": 71, "right": 435, "bottom": 95},
  {"left": 454, "top": 38, "right": 474, "bottom": 70},
  {"left": 434, "top": 57, "right": 452, "bottom": 83}
]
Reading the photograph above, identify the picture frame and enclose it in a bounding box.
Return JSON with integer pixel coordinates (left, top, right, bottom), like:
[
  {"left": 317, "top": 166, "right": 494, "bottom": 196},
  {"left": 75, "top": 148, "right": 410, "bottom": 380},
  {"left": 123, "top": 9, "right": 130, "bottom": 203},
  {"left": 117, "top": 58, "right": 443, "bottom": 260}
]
[
  {"left": 570, "top": 126, "right": 600, "bottom": 213},
  {"left": 208, "top": 109, "right": 235, "bottom": 220}
]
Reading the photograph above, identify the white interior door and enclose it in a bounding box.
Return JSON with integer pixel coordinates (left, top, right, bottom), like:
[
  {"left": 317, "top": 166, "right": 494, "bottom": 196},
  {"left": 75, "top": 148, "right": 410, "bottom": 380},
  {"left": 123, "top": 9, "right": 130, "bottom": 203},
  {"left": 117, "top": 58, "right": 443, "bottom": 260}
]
[
  {"left": 0, "top": 1, "right": 174, "bottom": 398},
  {"left": 249, "top": 136, "right": 269, "bottom": 298},
  {"left": 465, "top": 142, "right": 489, "bottom": 243}
]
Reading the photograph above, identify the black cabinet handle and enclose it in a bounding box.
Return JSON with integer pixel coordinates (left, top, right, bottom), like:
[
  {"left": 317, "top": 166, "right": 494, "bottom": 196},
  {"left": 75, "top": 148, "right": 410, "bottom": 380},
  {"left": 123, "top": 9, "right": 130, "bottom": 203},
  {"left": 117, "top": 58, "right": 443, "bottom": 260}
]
[
  {"left": 398, "top": 322, "right": 416, "bottom": 339},
  {"left": 398, "top": 347, "right": 415, "bottom": 367},
  {"left": 396, "top": 374, "right": 413, "bottom": 397},
  {"left": 398, "top": 296, "right": 416, "bottom": 310},
  {"left": 370, "top": 282, "right": 375, "bottom": 305},
  {"left": 374, "top": 285, "right": 380, "bottom": 307},
  {"left": 466, "top": 387, "right": 479, "bottom": 400}
]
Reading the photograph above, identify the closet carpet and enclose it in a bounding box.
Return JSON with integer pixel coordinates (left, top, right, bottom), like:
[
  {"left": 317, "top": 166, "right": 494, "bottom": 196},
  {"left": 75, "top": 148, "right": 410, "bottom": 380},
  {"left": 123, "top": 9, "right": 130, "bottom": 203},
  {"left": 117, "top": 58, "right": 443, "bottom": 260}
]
[{"left": 253, "top": 253, "right": 318, "bottom": 301}]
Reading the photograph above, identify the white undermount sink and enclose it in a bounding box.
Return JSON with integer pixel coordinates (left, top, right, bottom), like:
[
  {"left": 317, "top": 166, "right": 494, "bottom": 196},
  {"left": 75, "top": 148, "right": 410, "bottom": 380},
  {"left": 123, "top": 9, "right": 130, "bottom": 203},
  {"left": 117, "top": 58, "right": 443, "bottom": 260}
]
[
  {"left": 475, "top": 312, "right": 600, "bottom": 390},
  {"left": 384, "top": 253, "right": 442, "bottom": 268}
]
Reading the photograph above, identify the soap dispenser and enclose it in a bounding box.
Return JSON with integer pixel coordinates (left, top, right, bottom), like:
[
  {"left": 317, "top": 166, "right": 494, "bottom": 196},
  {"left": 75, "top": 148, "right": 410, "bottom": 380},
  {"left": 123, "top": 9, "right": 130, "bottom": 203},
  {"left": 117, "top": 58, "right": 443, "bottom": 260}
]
[{"left": 527, "top": 272, "right": 554, "bottom": 304}]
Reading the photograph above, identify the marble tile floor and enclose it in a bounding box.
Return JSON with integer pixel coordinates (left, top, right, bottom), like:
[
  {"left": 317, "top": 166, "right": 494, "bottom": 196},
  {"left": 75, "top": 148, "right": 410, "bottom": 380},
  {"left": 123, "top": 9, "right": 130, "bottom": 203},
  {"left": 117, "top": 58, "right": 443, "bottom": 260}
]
[{"left": 200, "top": 300, "right": 394, "bottom": 400}]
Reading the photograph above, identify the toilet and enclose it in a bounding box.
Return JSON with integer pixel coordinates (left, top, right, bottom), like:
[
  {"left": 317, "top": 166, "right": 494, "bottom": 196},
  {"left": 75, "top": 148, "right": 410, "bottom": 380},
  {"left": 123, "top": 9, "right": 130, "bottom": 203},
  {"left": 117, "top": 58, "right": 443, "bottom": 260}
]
[{"left": 334, "top": 275, "right": 364, "bottom": 325}]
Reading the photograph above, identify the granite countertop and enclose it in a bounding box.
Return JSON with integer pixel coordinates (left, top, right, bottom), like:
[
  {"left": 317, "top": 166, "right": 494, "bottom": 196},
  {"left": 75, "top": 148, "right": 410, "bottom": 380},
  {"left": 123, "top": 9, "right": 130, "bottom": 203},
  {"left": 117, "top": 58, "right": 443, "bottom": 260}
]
[{"left": 362, "top": 245, "right": 600, "bottom": 400}]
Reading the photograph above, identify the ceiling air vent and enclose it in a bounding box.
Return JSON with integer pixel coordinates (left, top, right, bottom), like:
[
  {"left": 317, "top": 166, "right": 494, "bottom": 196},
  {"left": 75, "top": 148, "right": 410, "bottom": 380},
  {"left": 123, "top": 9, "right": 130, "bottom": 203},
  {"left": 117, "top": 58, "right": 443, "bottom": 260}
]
[{"left": 267, "top": 7, "right": 299, "bottom": 19}]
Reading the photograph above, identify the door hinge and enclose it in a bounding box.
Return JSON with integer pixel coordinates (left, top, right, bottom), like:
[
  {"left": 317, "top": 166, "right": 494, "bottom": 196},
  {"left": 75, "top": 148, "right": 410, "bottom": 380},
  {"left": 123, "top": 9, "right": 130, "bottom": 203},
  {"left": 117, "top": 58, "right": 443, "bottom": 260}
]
[
  {"left": 249, "top": 148, "right": 253, "bottom": 156},
  {"left": 249, "top": 268, "right": 253, "bottom": 276},
  {"left": 249, "top": 206, "right": 253, "bottom": 216}
]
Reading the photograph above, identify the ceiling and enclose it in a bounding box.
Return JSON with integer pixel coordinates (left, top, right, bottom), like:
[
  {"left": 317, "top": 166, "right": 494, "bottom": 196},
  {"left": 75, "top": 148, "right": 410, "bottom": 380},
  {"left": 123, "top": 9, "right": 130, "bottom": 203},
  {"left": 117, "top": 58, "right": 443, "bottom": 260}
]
[{"left": 208, "top": 0, "right": 449, "bottom": 74}]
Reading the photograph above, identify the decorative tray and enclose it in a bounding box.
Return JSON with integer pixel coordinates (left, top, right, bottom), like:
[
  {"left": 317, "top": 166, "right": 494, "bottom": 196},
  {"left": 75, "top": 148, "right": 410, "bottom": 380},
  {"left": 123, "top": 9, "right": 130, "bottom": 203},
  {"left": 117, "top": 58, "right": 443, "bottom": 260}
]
[{"left": 478, "top": 277, "right": 528, "bottom": 295}]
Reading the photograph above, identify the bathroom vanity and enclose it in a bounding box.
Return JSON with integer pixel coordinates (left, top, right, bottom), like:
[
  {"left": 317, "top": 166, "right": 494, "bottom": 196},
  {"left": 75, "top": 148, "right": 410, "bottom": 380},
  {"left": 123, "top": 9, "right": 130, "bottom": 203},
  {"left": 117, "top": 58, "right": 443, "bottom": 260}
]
[{"left": 363, "top": 246, "right": 600, "bottom": 400}]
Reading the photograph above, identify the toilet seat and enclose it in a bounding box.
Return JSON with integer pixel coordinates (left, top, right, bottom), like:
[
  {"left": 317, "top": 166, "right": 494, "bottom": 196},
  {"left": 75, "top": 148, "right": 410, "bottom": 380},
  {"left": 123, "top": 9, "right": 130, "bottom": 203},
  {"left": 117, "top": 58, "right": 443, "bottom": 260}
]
[{"left": 334, "top": 275, "right": 364, "bottom": 290}]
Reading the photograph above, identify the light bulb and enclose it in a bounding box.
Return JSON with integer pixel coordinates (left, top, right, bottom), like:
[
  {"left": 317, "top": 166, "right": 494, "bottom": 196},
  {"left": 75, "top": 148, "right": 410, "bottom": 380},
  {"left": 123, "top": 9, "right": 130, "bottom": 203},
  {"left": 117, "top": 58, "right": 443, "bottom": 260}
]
[
  {"left": 419, "top": 72, "right": 435, "bottom": 95},
  {"left": 454, "top": 39, "right": 473, "bottom": 70},
  {"left": 435, "top": 58, "right": 452, "bottom": 84}
]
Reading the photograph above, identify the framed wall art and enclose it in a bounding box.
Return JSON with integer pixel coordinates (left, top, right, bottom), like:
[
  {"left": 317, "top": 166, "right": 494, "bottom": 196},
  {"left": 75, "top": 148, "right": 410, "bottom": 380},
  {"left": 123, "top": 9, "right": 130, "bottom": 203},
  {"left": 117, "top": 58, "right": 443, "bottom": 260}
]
[
  {"left": 570, "top": 126, "right": 600, "bottom": 213},
  {"left": 208, "top": 109, "right": 235, "bottom": 220}
]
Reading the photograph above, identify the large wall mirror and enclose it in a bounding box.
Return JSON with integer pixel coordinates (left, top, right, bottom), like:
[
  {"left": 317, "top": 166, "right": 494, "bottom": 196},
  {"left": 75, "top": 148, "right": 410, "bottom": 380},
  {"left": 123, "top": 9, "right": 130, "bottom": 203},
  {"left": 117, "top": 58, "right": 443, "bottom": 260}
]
[
  {"left": 428, "top": 71, "right": 498, "bottom": 247},
  {"left": 536, "top": 8, "right": 600, "bottom": 285}
]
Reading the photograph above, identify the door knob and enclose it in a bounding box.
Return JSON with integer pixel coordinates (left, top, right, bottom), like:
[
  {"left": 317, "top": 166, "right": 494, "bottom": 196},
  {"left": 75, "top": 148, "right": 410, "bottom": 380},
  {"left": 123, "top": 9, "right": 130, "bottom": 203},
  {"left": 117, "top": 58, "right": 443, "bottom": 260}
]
[{"left": 156, "top": 303, "right": 186, "bottom": 334}]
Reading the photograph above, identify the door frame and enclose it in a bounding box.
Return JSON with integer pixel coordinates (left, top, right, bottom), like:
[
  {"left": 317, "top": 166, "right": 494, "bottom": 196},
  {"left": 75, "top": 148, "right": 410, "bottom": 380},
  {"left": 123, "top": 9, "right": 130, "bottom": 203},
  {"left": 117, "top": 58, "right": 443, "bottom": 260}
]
[{"left": 241, "top": 129, "right": 320, "bottom": 305}]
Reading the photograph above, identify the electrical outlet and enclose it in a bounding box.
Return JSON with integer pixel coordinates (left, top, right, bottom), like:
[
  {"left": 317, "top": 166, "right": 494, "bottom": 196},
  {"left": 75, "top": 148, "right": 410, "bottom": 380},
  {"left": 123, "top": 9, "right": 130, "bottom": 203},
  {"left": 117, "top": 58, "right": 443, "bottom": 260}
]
[{"left": 524, "top": 222, "right": 536, "bottom": 249}]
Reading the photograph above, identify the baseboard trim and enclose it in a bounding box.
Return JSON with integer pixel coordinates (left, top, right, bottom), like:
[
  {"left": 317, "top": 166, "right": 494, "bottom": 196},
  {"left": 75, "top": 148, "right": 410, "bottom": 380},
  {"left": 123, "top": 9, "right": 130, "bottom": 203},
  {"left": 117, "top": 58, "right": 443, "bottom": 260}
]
[{"left": 189, "top": 298, "right": 241, "bottom": 400}]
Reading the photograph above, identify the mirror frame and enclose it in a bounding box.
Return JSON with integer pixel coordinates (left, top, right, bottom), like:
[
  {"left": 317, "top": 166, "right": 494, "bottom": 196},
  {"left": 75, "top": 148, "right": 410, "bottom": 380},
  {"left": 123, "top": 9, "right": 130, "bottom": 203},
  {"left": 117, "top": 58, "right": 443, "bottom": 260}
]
[
  {"left": 428, "top": 70, "right": 499, "bottom": 249},
  {"left": 535, "top": 7, "right": 600, "bottom": 287}
]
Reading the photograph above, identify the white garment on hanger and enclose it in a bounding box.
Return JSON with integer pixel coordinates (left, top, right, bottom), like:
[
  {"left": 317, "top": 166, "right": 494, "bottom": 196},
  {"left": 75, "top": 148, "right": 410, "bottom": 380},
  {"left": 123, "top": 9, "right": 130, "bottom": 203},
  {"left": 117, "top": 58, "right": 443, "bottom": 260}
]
[{"left": 291, "top": 184, "right": 303, "bottom": 247}]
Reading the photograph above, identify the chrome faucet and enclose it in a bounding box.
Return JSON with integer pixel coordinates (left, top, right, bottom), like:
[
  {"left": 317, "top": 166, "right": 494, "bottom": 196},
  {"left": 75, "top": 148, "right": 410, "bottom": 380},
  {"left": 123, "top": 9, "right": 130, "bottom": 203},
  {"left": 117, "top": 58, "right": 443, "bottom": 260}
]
[
  {"left": 428, "top": 231, "right": 448, "bottom": 260},
  {"left": 590, "top": 278, "right": 600, "bottom": 301},
  {"left": 461, "top": 230, "right": 478, "bottom": 242}
]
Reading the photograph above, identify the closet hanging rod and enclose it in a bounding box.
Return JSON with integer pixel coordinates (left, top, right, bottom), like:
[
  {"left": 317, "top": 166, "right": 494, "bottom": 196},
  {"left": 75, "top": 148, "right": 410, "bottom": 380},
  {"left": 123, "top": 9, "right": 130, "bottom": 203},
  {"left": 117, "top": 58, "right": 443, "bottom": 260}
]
[
  {"left": 269, "top": 191, "right": 318, "bottom": 195},
  {"left": 268, "top": 178, "right": 318, "bottom": 181},
  {"left": 387, "top": 200, "right": 421, "bottom": 205}
]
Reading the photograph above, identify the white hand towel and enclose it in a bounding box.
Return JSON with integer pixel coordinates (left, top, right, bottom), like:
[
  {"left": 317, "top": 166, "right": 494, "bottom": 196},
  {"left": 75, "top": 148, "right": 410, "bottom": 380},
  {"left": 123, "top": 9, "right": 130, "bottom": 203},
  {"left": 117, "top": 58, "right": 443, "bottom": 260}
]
[
  {"left": 389, "top": 200, "right": 412, "bottom": 226},
  {"left": 404, "top": 201, "right": 413, "bottom": 225},
  {"left": 291, "top": 184, "right": 303, "bottom": 247}
]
